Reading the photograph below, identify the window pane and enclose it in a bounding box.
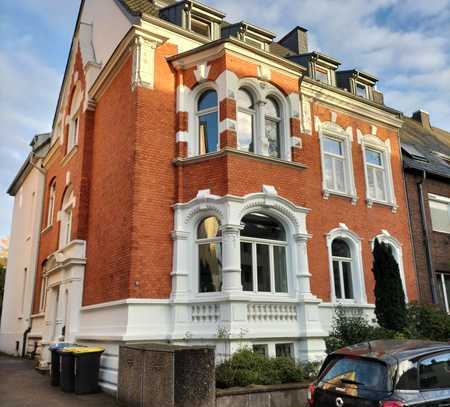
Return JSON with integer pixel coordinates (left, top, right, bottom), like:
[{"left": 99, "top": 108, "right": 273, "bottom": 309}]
[
  {"left": 253, "top": 344, "right": 268, "bottom": 357},
  {"left": 199, "top": 242, "right": 222, "bottom": 292},
  {"left": 241, "top": 242, "right": 253, "bottom": 291},
  {"left": 191, "top": 17, "right": 210, "bottom": 38},
  {"left": 356, "top": 83, "right": 368, "bottom": 98},
  {"left": 198, "top": 90, "right": 217, "bottom": 111},
  {"left": 264, "top": 119, "right": 281, "bottom": 158},
  {"left": 274, "top": 246, "right": 288, "bottom": 293},
  {"left": 276, "top": 343, "right": 293, "bottom": 358},
  {"left": 324, "top": 156, "right": 334, "bottom": 189},
  {"left": 334, "top": 158, "right": 345, "bottom": 192},
  {"left": 237, "top": 88, "right": 254, "bottom": 110},
  {"left": 323, "top": 137, "right": 343, "bottom": 156},
  {"left": 375, "top": 168, "right": 386, "bottom": 201},
  {"left": 199, "top": 111, "right": 218, "bottom": 154},
  {"left": 342, "top": 261, "right": 354, "bottom": 299},
  {"left": 333, "top": 261, "right": 342, "bottom": 299},
  {"left": 241, "top": 213, "right": 286, "bottom": 241},
  {"left": 429, "top": 199, "right": 450, "bottom": 233},
  {"left": 316, "top": 68, "right": 329, "bottom": 84},
  {"left": 264, "top": 97, "right": 279, "bottom": 118},
  {"left": 257, "top": 244, "right": 271, "bottom": 292},
  {"left": 332, "top": 239, "right": 351, "bottom": 258},
  {"left": 419, "top": 353, "right": 450, "bottom": 389},
  {"left": 366, "top": 149, "right": 382, "bottom": 166},
  {"left": 367, "top": 167, "right": 376, "bottom": 198},
  {"left": 198, "top": 217, "right": 221, "bottom": 239},
  {"left": 237, "top": 110, "right": 254, "bottom": 152}
]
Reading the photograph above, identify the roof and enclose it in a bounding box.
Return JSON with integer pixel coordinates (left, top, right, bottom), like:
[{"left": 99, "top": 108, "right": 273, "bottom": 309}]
[
  {"left": 118, "top": 0, "right": 171, "bottom": 16},
  {"left": 333, "top": 340, "right": 450, "bottom": 365},
  {"left": 400, "top": 115, "right": 450, "bottom": 179}
]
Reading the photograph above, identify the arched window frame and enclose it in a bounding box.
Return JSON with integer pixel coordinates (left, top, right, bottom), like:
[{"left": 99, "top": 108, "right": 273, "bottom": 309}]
[
  {"left": 67, "top": 83, "right": 82, "bottom": 154},
  {"left": 326, "top": 225, "right": 366, "bottom": 304},
  {"left": 239, "top": 212, "right": 289, "bottom": 294},
  {"left": 58, "top": 186, "right": 75, "bottom": 249},
  {"left": 319, "top": 122, "right": 357, "bottom": 203},
  {"left": 194, "top": 84, "right": 219, "bottom": 156},
  {"left": 358, "top": 133, "right": 397, "bottom": 211},
  {"left": 46, "top": 179, "right": 56, "bottom": 228},
  {"left": 196, "top": 215, "right": 223, "bottom": 294},
  {"left": 236, "top": 87, "right": 257, "bottom": 153},
  {"left": 371, "top": 232, "right": 407, "bottom": 302}
]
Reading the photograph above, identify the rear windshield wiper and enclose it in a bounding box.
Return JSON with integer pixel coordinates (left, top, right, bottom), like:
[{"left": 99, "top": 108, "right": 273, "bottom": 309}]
[{"left": 339, "top": 378, "right": 366, "bottom": 386}]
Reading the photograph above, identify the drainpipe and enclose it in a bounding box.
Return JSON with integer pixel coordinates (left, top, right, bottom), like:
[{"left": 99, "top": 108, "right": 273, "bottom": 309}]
[
  {"left": 22, "top": 326, "right": 32, "bottom": 358},
  {"left": 417, "top": 170, "right": 438, "bottom": 303}
]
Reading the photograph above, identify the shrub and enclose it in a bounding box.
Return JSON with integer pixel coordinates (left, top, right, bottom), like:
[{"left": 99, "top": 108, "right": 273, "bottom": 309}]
[
  {"left": 215, "top": 349, "right": 310, "bottom": 389},
  {"left": 404, "top": 302, "right": 450, "bottom": 342}
]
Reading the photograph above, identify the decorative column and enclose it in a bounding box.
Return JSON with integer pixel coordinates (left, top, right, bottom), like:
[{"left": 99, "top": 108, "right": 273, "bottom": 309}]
[
  {"left": 294, "top": 233, "right": 313, "bottom": 299},
  {"left": 170, "top": 231, "right": 190, "bottom": 301},
  {"left": 131, "top": 36, "right": 158, "bottom": 91},
  {"left": 220, "top": 224, "right": 243, "bottom": 294}
]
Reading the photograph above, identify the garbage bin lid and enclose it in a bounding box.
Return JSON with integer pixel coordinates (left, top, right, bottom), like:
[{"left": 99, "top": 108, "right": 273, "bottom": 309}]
[
  {"left": 64, "top": 347, "right": 105, "bottom": 354},
  {"left": 49, "top": 342, "right": 77, "bottom": 350}
]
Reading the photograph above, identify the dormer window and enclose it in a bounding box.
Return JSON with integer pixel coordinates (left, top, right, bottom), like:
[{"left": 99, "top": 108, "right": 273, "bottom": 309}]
[
  {"left": 245, "top": 36, "right": 264, "bottom": 50},
  {"left": 191, "top": 15, "right": 211, "bottom": 38},
  {"left": 221, "top": 22, "right": 275, "bottom": 52},
  {"left": 356, "top": 82, "right": 368, "bottom": 98},
  {"left": 316, "top": 67, "right": 330, "bottom": 84}
]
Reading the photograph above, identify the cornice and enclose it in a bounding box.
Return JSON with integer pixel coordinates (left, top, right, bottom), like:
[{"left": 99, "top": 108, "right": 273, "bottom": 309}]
[{"left": 302, "top": 80, "right": 403, "bottom": 128}]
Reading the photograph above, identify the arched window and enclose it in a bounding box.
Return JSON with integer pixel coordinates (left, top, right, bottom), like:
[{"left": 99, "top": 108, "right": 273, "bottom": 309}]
[
  {"left": 197, "top": 89, "right": 218, "bottom": 155},
  {"left": 240, "top": 212, "right": 288, "bottom": 293},
  {"left": 263, "top": 97, "right": 281, "bottom": 158},
  {"left": 46, "top": 179, "right": 56, "bottom": 227},
  {"left": 197, "top": 216, "right": 222, "bottom": 292},
  {"left": 237, "top": 88, "right": 256, "bottom": 153},
  {"left": 67, "top": 85, "right": 82, "bottom": 153},
  {"left": 331, "top": 238, "right": 354, "bottom": 300},
  {"left": 59, "top": 187, "right": 74, "bottom": 249}
]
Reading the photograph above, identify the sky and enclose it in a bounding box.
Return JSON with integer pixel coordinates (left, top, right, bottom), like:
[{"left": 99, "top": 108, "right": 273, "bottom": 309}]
[{"left": 0, "top": 0, "right": 449, "bottom": 239}]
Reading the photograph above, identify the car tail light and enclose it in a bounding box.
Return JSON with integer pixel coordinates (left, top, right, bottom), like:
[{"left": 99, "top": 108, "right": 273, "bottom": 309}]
[
  {"left": 381, "top": 401, "right": 404, "bottom": 407},
  {"left": 307, "top": 383, "right": 315, "bottom": 406}
]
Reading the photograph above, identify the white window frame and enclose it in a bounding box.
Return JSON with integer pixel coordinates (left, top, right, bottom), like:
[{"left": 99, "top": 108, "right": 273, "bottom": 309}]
[
  {"left": 355, "top": 81, "right": 368, "bottom": 98},
  {"left": 319, "top": 122, "right": 357, "bottom": 202},
  {"left": 315, "top": 66, "right": 330, "bottom": 85},
  {"left": 190, "top": 15, "right": 212, "bottom": 38},
  {"left": 326, "top": 225, "right": 367, "bottom": 305},
  {"left": 437, "top": 273, "right": 450, "bottom": 314},
  {"left": 58, "top": 188, "right": 75, "bottom": 249},
  {"left": 359, "top": 134, "right": 397, "bottom": 210},
  {"left": 237, "top": 87, "right": 257, "bottom": 154},
  {"left": 263, "top": 97, "right": 282, "bottom": 158},
  {"left": 46, "top": 180, "right": 56, "bottom": 227},
  {"left": 39, "top": 274, "right": 48, "bottom": 312},
  {"left": 66, "top": 83, "right": 82, "bottom": 154},
  {"left": 428, "top": 193, "right": 450, "bottom": 234}
]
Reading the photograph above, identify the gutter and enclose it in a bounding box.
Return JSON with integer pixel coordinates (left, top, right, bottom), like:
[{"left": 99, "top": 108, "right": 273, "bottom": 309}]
[{"left": 417, "top": 170, "right": 438, "bottom": 303}]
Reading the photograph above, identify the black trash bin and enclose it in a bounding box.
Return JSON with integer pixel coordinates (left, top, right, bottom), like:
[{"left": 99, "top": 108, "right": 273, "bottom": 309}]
[
  {"left": 59, "top": 348, "right": 77, "bottom": 392},
  {"left": 49, "top": 343, "right": 76, "bottom": 386},
  {"left": 72, "top": 347, "right": 105, "bottom": 394}
]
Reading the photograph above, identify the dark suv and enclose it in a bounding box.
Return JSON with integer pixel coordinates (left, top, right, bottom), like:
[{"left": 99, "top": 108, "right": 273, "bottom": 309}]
[{"left": 307, "top": 340, "right": 450, "bottom": 406}]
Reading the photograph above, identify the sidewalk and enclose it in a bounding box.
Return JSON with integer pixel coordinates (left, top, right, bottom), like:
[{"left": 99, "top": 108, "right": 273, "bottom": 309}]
[{"left": 0, "top": 354, "right": 120, "bottom": 407}]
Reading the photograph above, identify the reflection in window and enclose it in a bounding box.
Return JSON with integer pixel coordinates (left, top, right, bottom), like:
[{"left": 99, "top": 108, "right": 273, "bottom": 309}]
[
  {"left": 240, "top": 213, "right": 288, "bottom": 293},
  {"left": 356, "top": 82, "right": 368, "bottom": 98},
  {"left": 197, "top": 217, "right": 222, "bottom": 293},
  {"left": 264, "top": 97, "right": 281, "bottom": 158},
  {"left": 428, "top": 194, "right": 450, "bottom": 234},
  {"left": 276, "top": 343, "right": 293, "bottom": 358},
  {"left": 323, "top": 136, "right": 346, "bottom": 193},
  {"left": 365, "top": 148, "right": 387, "bottom": 202},
  {"left": 237, "top": 88, "right": 255, "bottom": 153},
  {"left": 419, "top": 352, "right": 450, "bottom": 389},
  {"left": 332, "top": 239, "right": 354, "bottom": 300},
  {"left": 197, "top": 90, "right": 218, "bottom": 155}
]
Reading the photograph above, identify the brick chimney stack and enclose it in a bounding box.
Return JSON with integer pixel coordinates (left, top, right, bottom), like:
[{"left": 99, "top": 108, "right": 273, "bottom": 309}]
[
  {"left": 412, "top": 110, "right": 432, "bottom": 130},
  {"left": 278, "top": 26, "right": 308, "bottom": 55}
]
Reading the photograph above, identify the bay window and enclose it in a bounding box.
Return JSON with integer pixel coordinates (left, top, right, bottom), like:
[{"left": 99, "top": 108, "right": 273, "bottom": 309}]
[
  {"left": 240, "top": 212, "right": 288, "bottom": 294},
  {"left": 197, "top": 216, "right": 222, "bottom": 293},
  {"left": 197, "top": 90, "right": 219, "bottom": 155}
]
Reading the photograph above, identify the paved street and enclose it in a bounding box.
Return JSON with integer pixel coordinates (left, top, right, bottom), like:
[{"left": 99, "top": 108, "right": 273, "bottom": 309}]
[{"left": 0, "top": 354, "right": 121, "bottom": 407}]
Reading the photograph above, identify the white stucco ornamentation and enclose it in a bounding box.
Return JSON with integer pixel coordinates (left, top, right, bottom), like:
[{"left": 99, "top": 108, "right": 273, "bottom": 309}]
[{"left": 131, "top": 36, "right": 158, "bottom": 91}]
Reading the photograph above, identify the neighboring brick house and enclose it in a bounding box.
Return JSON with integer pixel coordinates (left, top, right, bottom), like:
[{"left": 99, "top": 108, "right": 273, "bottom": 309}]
[
  {"left": 0, "top": 0, "right": 418, "bottom": 394},
  {"left": 401, "top": 111, "right": 450, "bottom": 313}
]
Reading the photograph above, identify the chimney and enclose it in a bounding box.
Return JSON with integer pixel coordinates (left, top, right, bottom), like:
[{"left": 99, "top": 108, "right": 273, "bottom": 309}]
[
  {"left": 412, "top": 110, "right": 431, "bottom": 130},
  {"left": 278, "top": 26, "right": 308, "bottom": 55}
]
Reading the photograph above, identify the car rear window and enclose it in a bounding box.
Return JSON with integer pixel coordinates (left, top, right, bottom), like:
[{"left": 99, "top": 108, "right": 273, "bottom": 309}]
[{"left": 320, "top": 357, "right": 389, "bottom": 392}]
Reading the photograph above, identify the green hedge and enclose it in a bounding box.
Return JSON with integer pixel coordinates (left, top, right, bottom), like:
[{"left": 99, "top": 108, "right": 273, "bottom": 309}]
[{"left": 216, "top": 349, "right": 320, "bottom": 389}]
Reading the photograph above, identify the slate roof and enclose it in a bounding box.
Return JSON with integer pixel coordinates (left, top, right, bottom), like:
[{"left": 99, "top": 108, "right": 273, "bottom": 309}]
[
  {"left": 119, "top": 0, "right": 174, "bottom": 16},
  {"left": 400, "top": 116, "right": 450, "bottom": 179}
]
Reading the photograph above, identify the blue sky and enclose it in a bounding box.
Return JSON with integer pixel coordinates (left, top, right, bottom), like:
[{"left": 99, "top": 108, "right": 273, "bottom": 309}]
[{"left": 0, "top": 0, "right": 449, "bottom": 239}]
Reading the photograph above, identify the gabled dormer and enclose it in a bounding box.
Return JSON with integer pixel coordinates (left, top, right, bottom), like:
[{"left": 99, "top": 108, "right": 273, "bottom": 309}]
[
  {"left": 336, "top": 70, "right": 378, "bottom": 101},
  {"left": 159, "top": 0, "right": 225, "bottom": 40},
  {"left": 221, "top": 22, "right": 276, "bottom": 51}
]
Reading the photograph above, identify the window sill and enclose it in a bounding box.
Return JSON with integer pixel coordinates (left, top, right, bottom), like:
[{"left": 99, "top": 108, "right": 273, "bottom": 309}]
[
  {"left": 431, "top": 229, "right": 450, "bottom": 235},
  {"left": 174, "top": 148, "right": 308, "bottom": 170},
  {"left": 61, "top": 145, "right": 78, "bottom": 167},
  {"left": 366, "top": 198, "right": 398, "bottom": 213},
  {"left": 323, "top": 189, "right": 358, "bottom": 205}
]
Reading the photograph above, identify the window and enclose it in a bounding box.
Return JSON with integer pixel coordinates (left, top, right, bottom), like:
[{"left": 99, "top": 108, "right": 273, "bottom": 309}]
[
  {"left": 276, "top": 343, "right": 293, "bottom": 358},
  {"left": 365, "top": 148, "right": 387, "bottom": 202},
  {"left": 67, "top": 85, "right": 82, "bottom": 153},
  {"left": 67, "top": 115, "right": 79, "bottom": 152},
  {"left": 437, "top": 273, "right": 450, "bottom": 314},
  {"left": 191, "top": 16, "right": 211, "bottom": 38},
  {"left": 253, "top": 344, "right": 268, "bottom": 357},
  {"left": 264, "top": 97, "right": 281, "bottom": 158},
  {"left": 332, "top": 239, "right": 354, "bottom": 300},
  {"left": 355, "top": 82, "right": 368, "bottom": 98},
  {"left": 237, "top": 88, "right": 256, "bottom": 153},
  {"left": 197, "top": 217, "right": 222, "bottom": 293},
  {"left": 197, "top": 90, "right": 219, "bottom": 155},
  {"left": 59, "top": 187, "right": 74, "bottom": 249},
  {"left": 315, "top": 67, "right": 329, "bottom": 84},
  {"left": 245, "top": 36, "right": 264, "bottom": 49},
  {"left": 46, "top": 180, "right": 56, "bottom": 227},
  {"left": 428, "top": 194, "right": 450, "bottom": 234},
  {"left": 39, "top": 264, "right": 48, "bottom": 313},
  {"left": 419, "top": 352, "right": 450, "bottom": 390},
  {"left": 323, "top": 136, "right": 347, "bottom": 193},
  {"left": 240, "top": 213, "right": 288, "bottom": 293}
]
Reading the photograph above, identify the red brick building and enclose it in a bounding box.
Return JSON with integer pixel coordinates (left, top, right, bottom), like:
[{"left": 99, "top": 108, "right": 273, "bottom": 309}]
[{"left": 1, "top": 0, "right": 418, "bottom": 393}]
